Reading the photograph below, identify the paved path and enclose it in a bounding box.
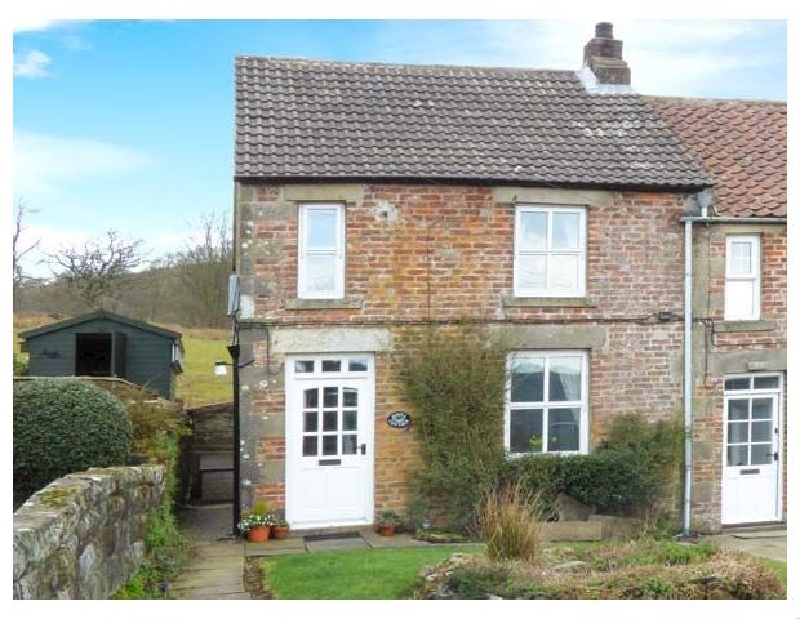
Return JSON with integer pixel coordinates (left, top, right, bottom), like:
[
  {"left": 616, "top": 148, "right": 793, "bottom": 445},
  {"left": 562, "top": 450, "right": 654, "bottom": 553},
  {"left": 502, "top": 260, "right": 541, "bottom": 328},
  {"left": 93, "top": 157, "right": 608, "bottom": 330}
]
[{"left": 707, "top": 528, "right": 787, "bottom": 562}]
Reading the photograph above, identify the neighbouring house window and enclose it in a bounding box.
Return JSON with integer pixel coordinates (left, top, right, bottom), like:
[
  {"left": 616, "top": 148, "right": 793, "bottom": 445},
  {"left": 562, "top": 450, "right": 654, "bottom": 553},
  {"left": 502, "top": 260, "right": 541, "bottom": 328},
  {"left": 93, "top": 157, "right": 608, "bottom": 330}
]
[
  {"left": 724, "top": 235, "right": 760, "bottom": 320},
  {"left": 298, "top": 203, "right": 345, "bottom": 299},
  {"left": 514, "top": 206, "right": 586, "bottom": 298},
  {"left": 505, "top": 351, "right": 589, "bottom": 456}
]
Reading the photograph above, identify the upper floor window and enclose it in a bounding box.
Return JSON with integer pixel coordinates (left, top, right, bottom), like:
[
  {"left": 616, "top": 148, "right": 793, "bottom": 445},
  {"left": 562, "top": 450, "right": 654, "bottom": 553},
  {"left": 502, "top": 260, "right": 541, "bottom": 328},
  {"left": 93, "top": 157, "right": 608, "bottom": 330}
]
[
  {"left": 505, "top": 351, "right": 589, "bottom": 456},
  {"left": 514, "top": 206, "right": 586, "bottom": 298},
  {"left": 298, "top": 204, "right": 345, "bottom": 299},
  {"left": 725, "top": 235, "right": 760, "bottom": 321}
]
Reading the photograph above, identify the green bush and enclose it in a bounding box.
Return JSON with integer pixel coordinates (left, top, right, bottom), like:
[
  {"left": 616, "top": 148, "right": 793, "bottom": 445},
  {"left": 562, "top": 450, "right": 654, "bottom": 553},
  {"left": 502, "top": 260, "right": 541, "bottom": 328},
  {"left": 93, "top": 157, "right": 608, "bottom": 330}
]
[
  {"left": 14, "top": 378, "right": 133, "bottom": 505},
  {"left": 499, "top": 450, "right": 648, "bottom": 518},
  {"left": 13, "top": 352, "right": 28, "bottom": 376},
  {"left": 397, "top": 325, "right": 509, "bottom": 532},
  {"left": 597, "top": 413, "right": 684, "bottom": 523}
]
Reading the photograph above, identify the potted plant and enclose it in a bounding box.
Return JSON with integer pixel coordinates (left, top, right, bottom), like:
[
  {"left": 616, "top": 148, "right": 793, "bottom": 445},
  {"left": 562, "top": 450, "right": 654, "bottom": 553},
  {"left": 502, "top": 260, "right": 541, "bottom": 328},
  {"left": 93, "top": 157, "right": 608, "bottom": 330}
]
[
  {"left": 239, "top": 500, "right": 274, "bottom": 542},
  {"left": 376, "top": 510, "right": 401, "bottom": 536},
  {"left": 272, "top": 517, "right": 290, "bottom": 539}
]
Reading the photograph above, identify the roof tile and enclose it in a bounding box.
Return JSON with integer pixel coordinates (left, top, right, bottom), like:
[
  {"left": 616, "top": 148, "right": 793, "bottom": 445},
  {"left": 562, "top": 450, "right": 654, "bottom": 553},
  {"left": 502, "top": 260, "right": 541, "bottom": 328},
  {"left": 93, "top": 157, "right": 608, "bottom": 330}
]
[
  {"left": 646, "top": 97, "right": 786, "bottom": 217},
  {"left": 234, "top": 57, "right": 711, "bottom": 189}
]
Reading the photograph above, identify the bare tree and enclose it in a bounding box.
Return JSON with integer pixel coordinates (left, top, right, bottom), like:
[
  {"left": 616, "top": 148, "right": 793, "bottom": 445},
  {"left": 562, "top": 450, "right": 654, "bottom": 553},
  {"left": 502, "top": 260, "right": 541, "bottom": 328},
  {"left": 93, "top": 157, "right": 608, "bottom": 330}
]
[
  {"left": 170, "top": 213, "right": 232, "bottom": 327},
  {"left": 49, "top": 230, "right": 146, "bottom": 310},
  {"left": 13, "top": 199, "right": 41, "bottom": 286}
]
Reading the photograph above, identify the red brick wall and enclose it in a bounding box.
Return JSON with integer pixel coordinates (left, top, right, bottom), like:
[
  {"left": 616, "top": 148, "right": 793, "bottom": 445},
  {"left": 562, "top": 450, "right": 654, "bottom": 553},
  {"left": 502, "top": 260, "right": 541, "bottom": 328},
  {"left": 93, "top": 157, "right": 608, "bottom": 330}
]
[{"left": 242, "top": 182, "right": 785, "bottom": 528}]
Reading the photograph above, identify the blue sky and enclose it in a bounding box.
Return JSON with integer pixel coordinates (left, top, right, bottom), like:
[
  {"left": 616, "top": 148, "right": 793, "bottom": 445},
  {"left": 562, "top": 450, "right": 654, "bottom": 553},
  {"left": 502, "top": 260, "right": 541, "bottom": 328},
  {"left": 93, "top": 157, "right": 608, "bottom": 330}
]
[{"left": 11, "top": 18, "right": 788, "bottom": 278}]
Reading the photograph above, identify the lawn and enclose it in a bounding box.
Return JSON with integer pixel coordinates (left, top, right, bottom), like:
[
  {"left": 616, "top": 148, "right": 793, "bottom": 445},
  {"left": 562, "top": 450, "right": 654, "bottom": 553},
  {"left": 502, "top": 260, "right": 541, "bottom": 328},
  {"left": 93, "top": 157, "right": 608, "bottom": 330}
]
[
  {"left": 758, "top": 558, "right": 787, "bottom": 585},
  {"left": 259, "top": 545, "right": 483, "bottom": 600}
]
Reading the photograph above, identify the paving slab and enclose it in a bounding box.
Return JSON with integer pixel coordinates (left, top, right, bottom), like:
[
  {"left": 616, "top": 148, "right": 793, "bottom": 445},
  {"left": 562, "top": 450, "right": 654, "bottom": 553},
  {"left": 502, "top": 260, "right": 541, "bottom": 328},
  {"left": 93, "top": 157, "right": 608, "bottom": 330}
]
[
  {"left": 173, "top": 589, "right": 247, "bottom": 599},
  {"left": 172, "top": 569, "right": 245, "bottom": 589},
  {"left": 246, "top": 546, "right": 309, "bottom": 557},
  {"left": 305, "top": 537, "right": 370, "bottom": 552}
]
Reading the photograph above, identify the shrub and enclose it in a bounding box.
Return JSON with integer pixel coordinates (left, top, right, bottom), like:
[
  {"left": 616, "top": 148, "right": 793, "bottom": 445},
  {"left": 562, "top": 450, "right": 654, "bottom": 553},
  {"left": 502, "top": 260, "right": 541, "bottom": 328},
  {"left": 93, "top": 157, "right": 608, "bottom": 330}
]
[
  {"left": 13, "top": 352, "right": 28, "bottom": 376},
  {"left": 13, "top": 378, "right": 133, "bottom": 505},
  {"left": 397, "top": 325, "right": 508, "bottom": 532},
  {"left": 477, "top": 481, "right": 545, "bottom": 562},
  {"left": 597, "top": 412, "right": 684, "bottom": 523},
  {"left": 500, "top": 450, "right": 648, "bottom": 518}
]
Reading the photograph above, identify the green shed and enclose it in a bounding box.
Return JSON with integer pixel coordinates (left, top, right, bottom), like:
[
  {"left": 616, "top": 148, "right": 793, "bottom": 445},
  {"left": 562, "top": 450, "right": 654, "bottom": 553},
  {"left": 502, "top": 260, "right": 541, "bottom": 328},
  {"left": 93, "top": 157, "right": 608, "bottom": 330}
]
[{"left": 19, "top": 310, "right": 183, "bottom": 399}]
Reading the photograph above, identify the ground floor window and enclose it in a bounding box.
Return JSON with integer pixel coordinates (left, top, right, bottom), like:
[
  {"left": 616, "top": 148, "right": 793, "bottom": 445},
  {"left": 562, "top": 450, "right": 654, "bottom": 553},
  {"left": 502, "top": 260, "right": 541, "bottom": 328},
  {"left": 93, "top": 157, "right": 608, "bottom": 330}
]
[{"left": 505, "top": 350, "right": 588, "bottom": 456}]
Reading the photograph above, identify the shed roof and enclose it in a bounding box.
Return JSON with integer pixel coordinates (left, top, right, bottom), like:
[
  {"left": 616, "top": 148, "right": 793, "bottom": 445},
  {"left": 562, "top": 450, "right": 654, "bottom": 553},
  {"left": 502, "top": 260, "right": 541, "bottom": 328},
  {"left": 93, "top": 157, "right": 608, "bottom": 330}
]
[
  {"left": 234, "top": 56, "right": 713, "bottom": 191},
  {"left": 18, "top": 310, "right": 183, "bottom": 341}
]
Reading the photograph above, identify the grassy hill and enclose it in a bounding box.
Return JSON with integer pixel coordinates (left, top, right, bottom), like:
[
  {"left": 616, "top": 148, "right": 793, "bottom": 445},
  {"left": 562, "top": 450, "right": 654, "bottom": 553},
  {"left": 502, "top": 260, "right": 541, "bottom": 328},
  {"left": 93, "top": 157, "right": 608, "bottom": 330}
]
[{"left": 13, "top": 313, "right": 232, "bottom": 407}]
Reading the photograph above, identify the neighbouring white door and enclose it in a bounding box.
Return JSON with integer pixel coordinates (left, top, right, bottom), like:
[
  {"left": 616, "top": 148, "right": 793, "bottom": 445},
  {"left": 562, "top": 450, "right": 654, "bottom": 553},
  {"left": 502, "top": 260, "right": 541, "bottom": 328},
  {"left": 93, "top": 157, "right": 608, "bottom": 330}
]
[
  {"left": 721, "top": 374, "right": 783, "bottom": 525},
  {"left": 285, "top": 355, "right": 374, "bottom": 529}
]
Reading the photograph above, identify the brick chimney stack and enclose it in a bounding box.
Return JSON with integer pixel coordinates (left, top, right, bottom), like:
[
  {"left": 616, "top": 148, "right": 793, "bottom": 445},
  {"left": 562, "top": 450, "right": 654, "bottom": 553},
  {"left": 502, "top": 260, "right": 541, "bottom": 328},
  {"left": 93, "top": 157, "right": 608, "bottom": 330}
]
[{"left": 583, "top": 22, "right": 631, "bottom": 86}]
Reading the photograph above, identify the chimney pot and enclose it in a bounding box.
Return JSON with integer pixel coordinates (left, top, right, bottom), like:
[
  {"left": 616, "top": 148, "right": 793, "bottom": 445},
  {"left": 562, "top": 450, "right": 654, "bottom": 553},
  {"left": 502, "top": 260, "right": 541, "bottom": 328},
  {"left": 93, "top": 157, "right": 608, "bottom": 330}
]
[{"left": 596, "top": 22, "right": 613, "bottom": 38}]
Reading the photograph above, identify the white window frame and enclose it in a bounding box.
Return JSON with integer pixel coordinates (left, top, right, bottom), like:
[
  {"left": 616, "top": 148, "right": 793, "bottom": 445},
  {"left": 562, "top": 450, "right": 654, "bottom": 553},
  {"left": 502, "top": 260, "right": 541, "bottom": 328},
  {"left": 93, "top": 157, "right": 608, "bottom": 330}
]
[
  {"left": 724, "top": 235, "right": 760, "bottom": 321},
  {"left": 504, "top": 350, "right": 589, "bottom": 457},
  {"left": 514, "top": 205, "right": 586, "bottom": 298},
  {"left": 298, "top": 203, "right": 345, "bottom": 299},
  {"left": 722, "top": 372, "right": 782, "bottom": 466}
]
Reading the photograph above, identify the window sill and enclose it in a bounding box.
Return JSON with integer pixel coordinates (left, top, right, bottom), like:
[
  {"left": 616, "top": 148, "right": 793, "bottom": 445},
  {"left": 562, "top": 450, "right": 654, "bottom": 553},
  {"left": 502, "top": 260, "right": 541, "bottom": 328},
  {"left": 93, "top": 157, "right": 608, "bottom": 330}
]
[
  {"left": 284, "top": 298, "right": 363, "bottom": 310},
  {"left": 503, "top": 296, "right": 598, "bottom": 308},
  {"left": 715, "top": 320, "right": 777, "bottom": 333}
]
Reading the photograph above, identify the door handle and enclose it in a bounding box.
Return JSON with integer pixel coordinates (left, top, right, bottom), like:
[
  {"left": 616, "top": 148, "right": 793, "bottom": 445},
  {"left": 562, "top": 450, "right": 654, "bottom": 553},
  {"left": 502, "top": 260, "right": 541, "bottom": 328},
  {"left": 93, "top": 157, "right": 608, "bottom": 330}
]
[
  {"left": 359, "top": 444, "right": 367, "bottom": 455},
  {"left": 773, "top": 452, "right": 779, "bottom": 462}
]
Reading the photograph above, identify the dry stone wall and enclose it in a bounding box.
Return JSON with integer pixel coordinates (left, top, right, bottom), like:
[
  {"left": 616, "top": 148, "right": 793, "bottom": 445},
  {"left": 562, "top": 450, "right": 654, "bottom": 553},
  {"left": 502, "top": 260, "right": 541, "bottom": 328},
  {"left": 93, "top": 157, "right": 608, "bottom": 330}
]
[{"left": 13, "top": 465, "right": 165, "bottom": 599}]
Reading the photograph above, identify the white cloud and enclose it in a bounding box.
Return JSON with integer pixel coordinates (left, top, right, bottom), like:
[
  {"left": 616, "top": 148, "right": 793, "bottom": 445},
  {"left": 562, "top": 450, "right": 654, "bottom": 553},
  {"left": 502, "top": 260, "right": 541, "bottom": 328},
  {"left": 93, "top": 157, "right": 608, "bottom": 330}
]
[
  {"left": 13, "top": 19, "right": 66, "bottom": 34},
  {"left": 370, "top": 19, "right": 784, "bottom": 97},
  {"left": 14, "top": 50, "right": 52, "bottom": 78},
  {"left": 13, "top": 128, "right": 151, "bottom": 203}
]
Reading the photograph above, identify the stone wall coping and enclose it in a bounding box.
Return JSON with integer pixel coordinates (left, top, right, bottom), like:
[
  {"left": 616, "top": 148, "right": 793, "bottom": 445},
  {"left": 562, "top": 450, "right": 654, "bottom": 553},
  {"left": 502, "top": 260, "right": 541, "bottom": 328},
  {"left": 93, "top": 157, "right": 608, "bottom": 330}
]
[
  {"left": 283, "top": 298, "right": 364, "bottom": 310},
  {"left": 502, "top": 296, "right": 599, "bottom": 308}
]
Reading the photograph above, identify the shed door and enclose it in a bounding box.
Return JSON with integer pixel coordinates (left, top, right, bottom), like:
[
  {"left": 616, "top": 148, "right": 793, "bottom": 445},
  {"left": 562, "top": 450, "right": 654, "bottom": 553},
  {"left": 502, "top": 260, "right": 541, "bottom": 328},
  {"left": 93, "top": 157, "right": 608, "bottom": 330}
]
[{"left": 113, "top": 331, "right": 127, "bottom": 379}]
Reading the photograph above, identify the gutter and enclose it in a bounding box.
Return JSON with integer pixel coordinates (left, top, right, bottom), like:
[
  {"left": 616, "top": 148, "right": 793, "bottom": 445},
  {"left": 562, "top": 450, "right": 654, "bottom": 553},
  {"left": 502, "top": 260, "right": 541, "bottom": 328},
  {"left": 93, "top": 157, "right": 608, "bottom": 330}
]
[
  {"left": 680, "top": 217, "right": 786, "bottom": 224},
  {"left": 683, "top": 217, "right": 693, "bottom": 536}
]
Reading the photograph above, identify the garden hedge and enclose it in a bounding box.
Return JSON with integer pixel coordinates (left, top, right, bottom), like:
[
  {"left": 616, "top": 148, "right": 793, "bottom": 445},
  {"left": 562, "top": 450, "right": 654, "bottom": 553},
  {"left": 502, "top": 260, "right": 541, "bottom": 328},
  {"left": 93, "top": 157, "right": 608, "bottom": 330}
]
[{"left": 13, "top": 378, "right": 133, "bottom": 505}]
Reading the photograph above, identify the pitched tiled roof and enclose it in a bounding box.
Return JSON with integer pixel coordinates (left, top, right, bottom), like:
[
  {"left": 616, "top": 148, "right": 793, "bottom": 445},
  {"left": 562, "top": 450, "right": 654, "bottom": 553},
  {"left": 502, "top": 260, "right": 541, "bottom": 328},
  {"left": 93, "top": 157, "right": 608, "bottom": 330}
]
[
  {"left": 645, "top": 97, "right": 786, "bottom": 217},
  {"left": 235, "top": 57, "right": 712, "bottom": 190}
]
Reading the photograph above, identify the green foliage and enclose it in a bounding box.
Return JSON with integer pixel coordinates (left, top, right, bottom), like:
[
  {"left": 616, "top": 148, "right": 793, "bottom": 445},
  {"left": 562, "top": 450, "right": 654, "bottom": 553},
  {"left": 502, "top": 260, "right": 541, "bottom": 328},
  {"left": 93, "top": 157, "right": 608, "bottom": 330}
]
[
  {"left": 597, "top": 412, "right": 684, "bottom": 521},
  {"left": 411, "top": 541, "right": 786, "bottom": 600},
  {"left": 13, "top": 352, "right": 28, "bottom": 375},
  {"left": 112, "top": 431, "right": 192, "bottom": 599},
  {"left": 397, "top": 325, "right": 508, "bottom": 532},
  {"left": 13, "top": 378, "right": 133, "bottom": 505},
  {"left": 497, "top": 413, "right": 684, "bottom": 521},
  {"left": 378, "top": 509, "right": 402, "bottom": 525},
  {"left": 478, "top": 481, "right": 544, "bottom": 562},
  {"left": 446, "top": 563, "right": 510, "bottom": 600}
]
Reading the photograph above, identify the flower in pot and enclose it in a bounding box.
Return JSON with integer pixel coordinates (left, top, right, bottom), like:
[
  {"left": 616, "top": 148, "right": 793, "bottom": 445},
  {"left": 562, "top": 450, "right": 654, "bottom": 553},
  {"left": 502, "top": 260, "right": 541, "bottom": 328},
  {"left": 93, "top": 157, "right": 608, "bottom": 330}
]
[
  {"left": 239, "top": 501, "right": 274, "bottom": 542},
  {"left": 376, "top": 510, "right": 401, "bottom": 536},
  {"left": 272, "top": 517, "right": 290, "bottom": 539}
]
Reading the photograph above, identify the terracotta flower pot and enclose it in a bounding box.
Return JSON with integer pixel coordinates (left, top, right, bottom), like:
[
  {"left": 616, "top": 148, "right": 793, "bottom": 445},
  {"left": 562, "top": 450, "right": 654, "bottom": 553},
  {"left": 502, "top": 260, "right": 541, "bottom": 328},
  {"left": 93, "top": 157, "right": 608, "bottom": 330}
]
[
  {"left": 272, "top": 525, "right": 290, "bottom": 539},
  {"left": 377, "top": 523, "right": 396, "bottom": 536},
  {"left": 247, "top": 525, "right": 271, "bottom": 543}
]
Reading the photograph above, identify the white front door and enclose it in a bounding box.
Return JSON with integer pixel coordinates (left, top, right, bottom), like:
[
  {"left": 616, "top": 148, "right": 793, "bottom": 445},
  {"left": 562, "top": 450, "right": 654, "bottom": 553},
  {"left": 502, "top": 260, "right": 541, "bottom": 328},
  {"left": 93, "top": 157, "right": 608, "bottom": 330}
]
[
  {"left": 721, "top": 374, "right": 783, "bottom": 525},
  {"left": 285, "top": 355, "right": 374, "bottom": 529}
]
